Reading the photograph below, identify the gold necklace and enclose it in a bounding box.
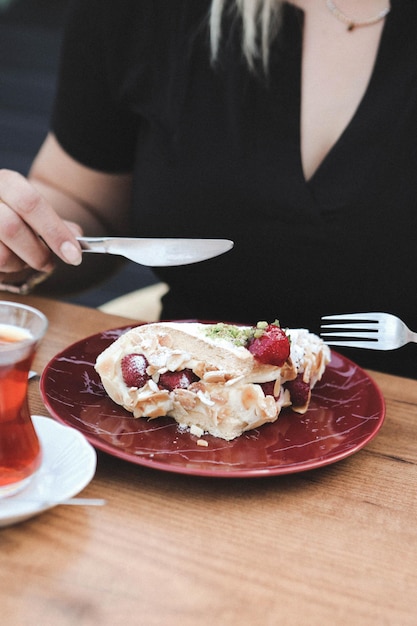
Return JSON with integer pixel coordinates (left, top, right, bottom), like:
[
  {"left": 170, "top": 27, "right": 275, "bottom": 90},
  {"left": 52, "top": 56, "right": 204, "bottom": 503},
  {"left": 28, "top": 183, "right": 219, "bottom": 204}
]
[{"left": 325, "top": 0, "right": 391, "bottom": 32}]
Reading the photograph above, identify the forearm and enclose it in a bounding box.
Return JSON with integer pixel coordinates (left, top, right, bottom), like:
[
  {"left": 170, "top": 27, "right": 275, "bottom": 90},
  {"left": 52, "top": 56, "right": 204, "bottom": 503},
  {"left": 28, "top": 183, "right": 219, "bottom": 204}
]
[
  {"left": 28, "top": 134, "right": 133, "bottom": 237},
  {"left": 0, "top": 134, "right": 133, "bottom": 296}
]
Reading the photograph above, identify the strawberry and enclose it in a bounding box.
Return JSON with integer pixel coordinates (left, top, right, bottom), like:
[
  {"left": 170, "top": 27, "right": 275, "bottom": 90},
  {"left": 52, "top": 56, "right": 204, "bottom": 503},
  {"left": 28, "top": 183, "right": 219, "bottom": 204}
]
[
  {"left": 284, "top": 374, "right": 310, "bottom": 408},
  {"left": 247, "top": 323, "right": 290, "bottom": 366},
  {"left": 159, "top": 369, "right": 199, "bottom": 391},
  {"left": 121, "top": 353, "right": 150, "bottom": 388}
]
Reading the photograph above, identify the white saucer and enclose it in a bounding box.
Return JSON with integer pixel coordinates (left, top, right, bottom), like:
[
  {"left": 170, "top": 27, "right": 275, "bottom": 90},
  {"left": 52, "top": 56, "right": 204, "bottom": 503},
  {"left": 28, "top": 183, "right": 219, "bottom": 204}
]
[{"left": 0, "top": 416, "right": 97, "bottom": 527}]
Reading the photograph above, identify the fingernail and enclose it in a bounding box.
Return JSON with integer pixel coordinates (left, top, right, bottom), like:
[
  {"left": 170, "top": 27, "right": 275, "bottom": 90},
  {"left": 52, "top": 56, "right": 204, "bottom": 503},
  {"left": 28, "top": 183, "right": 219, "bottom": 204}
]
[{"left": 60, "top": 241, "right": 82, "bottom": 265}]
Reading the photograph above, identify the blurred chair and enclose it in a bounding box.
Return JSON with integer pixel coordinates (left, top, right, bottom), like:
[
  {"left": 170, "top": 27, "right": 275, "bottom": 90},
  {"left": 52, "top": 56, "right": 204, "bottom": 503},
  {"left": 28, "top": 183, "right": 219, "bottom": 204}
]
[{"left": 99, "top": 282, "right": 169, "bottom": 322}]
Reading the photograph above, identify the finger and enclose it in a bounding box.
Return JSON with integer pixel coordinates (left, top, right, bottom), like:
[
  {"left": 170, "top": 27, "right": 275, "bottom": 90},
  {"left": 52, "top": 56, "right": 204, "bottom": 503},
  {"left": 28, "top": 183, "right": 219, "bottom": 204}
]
[
  {"left": 0, "top": 170, "right": 82, "bottom": 265},
  {"left": 65, "top": 220, "right": 84, "bottom": 237},
  {"left": 0, "top": 199, "right": 55, "bottom": 271},
  {"left": 0, "top": 240, "right": 32, "bottom": 273}
]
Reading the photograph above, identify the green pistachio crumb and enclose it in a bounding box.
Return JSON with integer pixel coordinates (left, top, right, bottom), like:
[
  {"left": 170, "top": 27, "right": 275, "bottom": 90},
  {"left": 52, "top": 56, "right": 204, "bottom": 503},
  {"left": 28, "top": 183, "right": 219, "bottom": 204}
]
[
  {"left": 205, "top": 319, "right": 284, "bottom": 346},
  {"left": 205, "top": 323, "right": 252, "bottom": 346}
]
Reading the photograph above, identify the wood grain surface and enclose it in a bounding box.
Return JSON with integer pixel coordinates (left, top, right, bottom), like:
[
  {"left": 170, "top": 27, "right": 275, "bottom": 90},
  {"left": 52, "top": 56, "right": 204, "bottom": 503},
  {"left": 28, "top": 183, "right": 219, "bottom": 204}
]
[{"left": 1, "top": 294, "right": 416, "bottom": 626}]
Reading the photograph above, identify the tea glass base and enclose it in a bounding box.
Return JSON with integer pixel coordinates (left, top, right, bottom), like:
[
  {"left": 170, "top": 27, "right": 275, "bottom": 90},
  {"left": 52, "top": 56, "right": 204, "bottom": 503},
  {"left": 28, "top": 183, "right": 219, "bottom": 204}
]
[{"left": 0, "top": 472, "right": 38, "bottom": 499}]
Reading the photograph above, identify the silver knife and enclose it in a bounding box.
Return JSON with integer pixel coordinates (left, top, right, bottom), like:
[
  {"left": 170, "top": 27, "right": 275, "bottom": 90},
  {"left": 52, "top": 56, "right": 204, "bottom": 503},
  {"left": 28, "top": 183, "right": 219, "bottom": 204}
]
[{"left": 77, "top": 237, "right": 234, "bottom": 266}]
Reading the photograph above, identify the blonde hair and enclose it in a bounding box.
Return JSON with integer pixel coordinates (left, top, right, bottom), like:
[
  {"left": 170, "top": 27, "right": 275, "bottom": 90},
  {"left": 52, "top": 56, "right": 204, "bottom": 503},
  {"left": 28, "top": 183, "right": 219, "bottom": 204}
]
[{"left": 209, "top": 0, "right": 284, "bottom": 70}]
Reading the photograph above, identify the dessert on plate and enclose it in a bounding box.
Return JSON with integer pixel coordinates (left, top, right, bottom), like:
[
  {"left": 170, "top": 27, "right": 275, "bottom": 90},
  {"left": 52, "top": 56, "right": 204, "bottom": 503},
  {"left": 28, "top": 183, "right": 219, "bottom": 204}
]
[{"left": 95, "top": 321, "right": 330, "bottom": 441}]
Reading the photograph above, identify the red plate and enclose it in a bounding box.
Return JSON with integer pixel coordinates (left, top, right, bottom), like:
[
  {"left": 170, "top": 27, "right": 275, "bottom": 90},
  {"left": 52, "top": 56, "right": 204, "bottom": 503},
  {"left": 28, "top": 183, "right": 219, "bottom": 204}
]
[{"left": 40, "top": 325, "right": 385, "bottom": 478}]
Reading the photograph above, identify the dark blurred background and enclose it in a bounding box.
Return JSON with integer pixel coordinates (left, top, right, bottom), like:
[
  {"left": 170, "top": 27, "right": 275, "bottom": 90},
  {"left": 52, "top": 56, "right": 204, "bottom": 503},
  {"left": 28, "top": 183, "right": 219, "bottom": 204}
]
[{"left": 0, "top": 0, "right": 157, "bottom": 307}]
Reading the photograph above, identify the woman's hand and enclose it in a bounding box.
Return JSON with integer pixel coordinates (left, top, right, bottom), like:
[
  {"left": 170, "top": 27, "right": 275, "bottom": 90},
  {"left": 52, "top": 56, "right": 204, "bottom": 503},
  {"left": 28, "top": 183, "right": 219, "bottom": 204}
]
[
  {"left": 0, "top": 133, "right": 132, "bottom": 294},
  {"left": 0, "top": 169, "right": 83, "bottom": 277}
]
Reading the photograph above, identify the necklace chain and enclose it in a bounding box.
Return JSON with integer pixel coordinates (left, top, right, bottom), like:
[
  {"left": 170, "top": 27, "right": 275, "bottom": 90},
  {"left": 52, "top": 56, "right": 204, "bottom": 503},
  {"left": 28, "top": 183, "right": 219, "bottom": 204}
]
[{"left": 325, "top": 0, "right": 391, "bottom": 32}]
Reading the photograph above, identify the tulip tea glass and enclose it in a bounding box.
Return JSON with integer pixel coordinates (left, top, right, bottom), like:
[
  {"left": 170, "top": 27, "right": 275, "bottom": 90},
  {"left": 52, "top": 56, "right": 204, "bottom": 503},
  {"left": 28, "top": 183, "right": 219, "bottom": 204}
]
[{"left": 0, "top": 301, "right": 48, "bottom": 497}]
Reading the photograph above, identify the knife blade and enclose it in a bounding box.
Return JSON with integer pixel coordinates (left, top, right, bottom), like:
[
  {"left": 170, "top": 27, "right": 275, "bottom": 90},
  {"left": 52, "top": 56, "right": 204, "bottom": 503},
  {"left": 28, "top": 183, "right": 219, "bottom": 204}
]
[{"left": 77, "top": 237, "right": 234, "bottom": 266}]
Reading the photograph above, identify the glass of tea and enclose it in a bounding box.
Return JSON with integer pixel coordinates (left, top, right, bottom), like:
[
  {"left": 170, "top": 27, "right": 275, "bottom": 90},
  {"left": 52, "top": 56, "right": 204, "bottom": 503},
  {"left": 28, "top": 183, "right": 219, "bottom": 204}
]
[{"left": 0, "top": 301, "right": 48, "bottom": 497}]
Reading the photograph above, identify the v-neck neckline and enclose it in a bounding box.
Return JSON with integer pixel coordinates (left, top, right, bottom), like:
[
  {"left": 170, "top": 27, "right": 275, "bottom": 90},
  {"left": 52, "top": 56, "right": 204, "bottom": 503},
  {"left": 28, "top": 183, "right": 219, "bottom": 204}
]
[{"left": 279, "top": 2, "right": 392, "bottom": 189}]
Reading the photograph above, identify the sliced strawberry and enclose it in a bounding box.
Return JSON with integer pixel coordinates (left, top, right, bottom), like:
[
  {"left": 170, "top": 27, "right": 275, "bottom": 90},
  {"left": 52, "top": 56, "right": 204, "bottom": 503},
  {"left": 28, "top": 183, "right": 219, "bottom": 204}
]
[
  {"left": 284, "top": 374, "right": 310, "bottom": 408},
  {"left": 159, "top": 369, "right": 199, "bottom": 391},
  {"left": 121, "top": 353, "right": 150, "bottom": 388},
  {"left": 247, "top": 324, "right": 290, "bottom": 366}
]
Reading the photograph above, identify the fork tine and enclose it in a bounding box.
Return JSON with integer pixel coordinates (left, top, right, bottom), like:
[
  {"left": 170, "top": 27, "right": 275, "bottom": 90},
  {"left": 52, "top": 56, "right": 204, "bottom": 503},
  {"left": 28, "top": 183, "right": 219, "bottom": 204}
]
[
  {"left": 321, "top": 312, "right": 380, "bottom": 348},
  {"left": 321, "top": 313, "right": 379, "bottom": 321},
  {"left": 320, "top": 330, "right": 378, "bottom": 339},
  {"left": 320, "top": 321, "right": 377, "bottom": 330},
  {"left": 323, "top": 339, "right": 386, "bottom": 350}
]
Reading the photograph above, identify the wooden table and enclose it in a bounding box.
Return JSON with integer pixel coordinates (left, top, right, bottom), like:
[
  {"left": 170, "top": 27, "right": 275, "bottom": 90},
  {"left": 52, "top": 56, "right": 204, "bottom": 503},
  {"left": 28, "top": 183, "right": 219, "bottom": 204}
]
[{"left": 1, "top": 293, "right": 416, "bottom": 626}]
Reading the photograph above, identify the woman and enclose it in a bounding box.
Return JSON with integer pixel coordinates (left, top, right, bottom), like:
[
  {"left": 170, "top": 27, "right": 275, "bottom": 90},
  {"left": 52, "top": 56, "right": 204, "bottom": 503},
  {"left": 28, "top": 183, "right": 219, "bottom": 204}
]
[{"left": 0, "top": 0, "right": 416, "bottom": 376}]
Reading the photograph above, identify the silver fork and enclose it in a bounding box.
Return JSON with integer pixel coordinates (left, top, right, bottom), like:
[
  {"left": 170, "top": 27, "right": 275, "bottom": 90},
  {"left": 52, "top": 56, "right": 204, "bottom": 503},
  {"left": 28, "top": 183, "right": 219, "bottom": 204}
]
[{"left": 320, "top": 312, "right": 417, "bottom": 350}]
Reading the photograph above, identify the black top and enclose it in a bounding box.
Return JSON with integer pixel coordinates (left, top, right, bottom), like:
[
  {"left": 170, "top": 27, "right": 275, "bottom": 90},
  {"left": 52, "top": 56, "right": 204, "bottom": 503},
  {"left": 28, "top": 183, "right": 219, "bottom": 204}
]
[{"left": 52, "top": 0, "right": 417, "bottom": 377}]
